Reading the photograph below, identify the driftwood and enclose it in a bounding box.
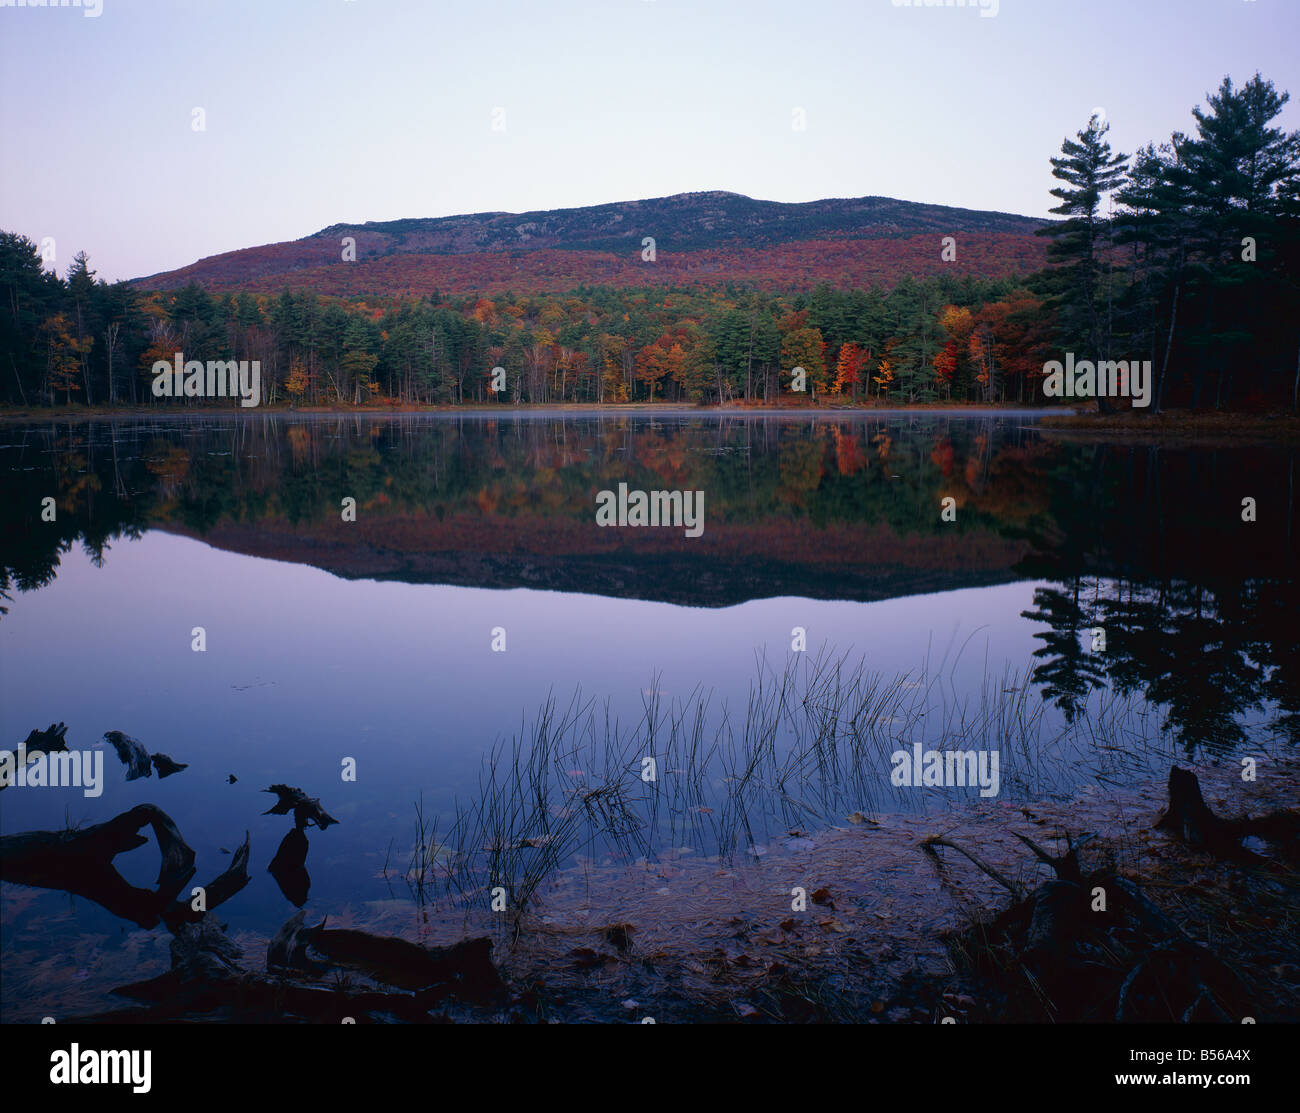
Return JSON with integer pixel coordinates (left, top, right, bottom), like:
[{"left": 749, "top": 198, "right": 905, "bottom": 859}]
[
  {"left": 268, "top": 909, "right": 327, "bottom": 973},
  {"left": 0, "top": 723, "right": 69, "bottom": 791},
  {"left": 0, "top": 805, "right": 252, "bottom": 932},
  {"left": 926, "top": 767, "right": 1275, "bottom": 1022},
  {"left": 102, "top": 730, "right": 152, "bottom": 780},
  {"left": 161, "top": 832, "right": 251, "bottom": 930},
  {"left": 262, "top": 784, "right": 339, "bottom": 829},
  {"left": 921, "top": 835, "right": 1025, "bottom": 900},
  {"left": 4, "top": 792, "right": 505, "bottom": 1022},
  {"left": 0, "top": 804, "right": 195, "bottom": 928},
  {"left": 266, "top": 909, "right": 502, "bottom": 995},
  {"left": 151, "top": 752, "right": 188, "bottom": 778},
  {"left": 309, "top": 928, "right": 503, "bottom": 995},
  {"left": 110, "top": 911, "right": 506, "bottom": 1022}
]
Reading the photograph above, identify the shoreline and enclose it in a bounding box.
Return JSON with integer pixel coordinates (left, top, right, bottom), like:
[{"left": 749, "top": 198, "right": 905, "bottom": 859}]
[
  {"left": 5, "top": 752, "right": 1296, "bottom": 1023},
  {"left": 1039, "top": 410, "right": 1300, "bottom": 442},
  {"left": 1, "top": 401, "right": 1070, "bottom": 419},
  {"left": 6, "top": 404, "right": 1298, "bottom": 442},
  {"left": 8, "top": 400, "right": 1292, "bottom": 422}
]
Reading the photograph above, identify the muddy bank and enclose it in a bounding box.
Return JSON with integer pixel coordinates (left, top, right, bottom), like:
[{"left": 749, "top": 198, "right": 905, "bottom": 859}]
[{"left": 472, "top": 754, "right": 1300, "bottom": 1022}]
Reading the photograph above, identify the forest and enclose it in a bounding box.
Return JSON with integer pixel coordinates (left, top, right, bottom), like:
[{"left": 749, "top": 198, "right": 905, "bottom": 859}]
[{"left": 1, "top": 74, "right": 1296, "bottom": 412}]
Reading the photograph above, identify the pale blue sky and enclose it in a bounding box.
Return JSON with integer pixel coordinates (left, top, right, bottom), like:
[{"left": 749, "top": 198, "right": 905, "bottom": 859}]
[{"left": 2, "top": 0, "right": 1296, "bottom": 282}]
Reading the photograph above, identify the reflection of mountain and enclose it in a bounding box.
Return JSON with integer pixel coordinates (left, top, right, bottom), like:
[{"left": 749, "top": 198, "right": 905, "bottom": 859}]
[
  {"left": 2, "top": 415, "right": 1296, "bottom": 756},
  {"left": 1, "top": 415, "right": 1048, "bottom": 612},
  {"left": 158, "top": 517, "right": 1027, "bottom": 608}
]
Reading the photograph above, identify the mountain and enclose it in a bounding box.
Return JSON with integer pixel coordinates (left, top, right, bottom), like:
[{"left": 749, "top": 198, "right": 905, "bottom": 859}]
[{"left": 134, "top": 191, "right": 1051, "bottom": 298}]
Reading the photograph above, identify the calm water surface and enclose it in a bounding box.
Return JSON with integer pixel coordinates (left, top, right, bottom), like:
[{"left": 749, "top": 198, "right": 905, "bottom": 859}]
[{"left": 1, "top": 412, "right": 1296, "bottom": 973}]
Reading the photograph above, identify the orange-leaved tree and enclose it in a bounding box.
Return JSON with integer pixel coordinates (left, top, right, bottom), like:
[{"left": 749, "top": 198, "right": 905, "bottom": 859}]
[{"left": 834, "top": 342, "right": 868, "bottom": 399}]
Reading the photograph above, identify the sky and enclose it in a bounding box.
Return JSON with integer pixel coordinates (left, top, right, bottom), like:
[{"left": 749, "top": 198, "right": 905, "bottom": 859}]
[{"left": 2, "top": 0, "right": 1297, "bottom": 283}]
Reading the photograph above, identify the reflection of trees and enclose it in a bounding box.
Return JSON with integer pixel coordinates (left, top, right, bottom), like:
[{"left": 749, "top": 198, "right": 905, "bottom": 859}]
[
  {"left": 1, "top": 428, "right": 143, "bottom": 618},
  {"left": 3, "top": 416, "right": 1041, "bottom": 587},
  {"left": 1256, "top": 586, "right": 1300, "bottom": 746},
  {"left": 1021, "top": 583, "right": 1106, "bottom": 722},
  {"left": 1017, "top": 439, "right": 1298, "bottom": 755},
  {"left": 3, "top": 418, "right": 1296, "bottom": 765},
  {"left": 1024, "top": 576, "right": 1283, "bottom": 753}
]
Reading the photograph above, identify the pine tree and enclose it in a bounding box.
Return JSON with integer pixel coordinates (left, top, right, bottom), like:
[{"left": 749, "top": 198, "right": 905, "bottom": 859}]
[{"left": 1039, "top": 115, "right": 1129, "bottom": 374}]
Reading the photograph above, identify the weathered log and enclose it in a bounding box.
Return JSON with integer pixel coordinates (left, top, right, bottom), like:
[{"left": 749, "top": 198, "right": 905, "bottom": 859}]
[
  {"left": 102, "top": 730, "right": 152, "bottom": 781},
  {"left": 932, "top": 773, "right": 1266, "bottom": 1023},
  {"left": 1012, "top": 830, "right": 1091, "bottom": 884},
  {"left": 262, "top": 784, "right": 339, "bottom": 830},
  {"left": 920, "top": 834, "right": 1024, "bottom": 900},
  {"left": 150, "top": 752, "right": 188, "bottom": 778},
  {"left": 0, "top": 723, "right": 69, "bottom": 791},
  {"left": 110, "top": 910, "right": 507, "bottom": 1021},
  {"left": 309, "top": 929, "right": 505, "bottom": 997},
  {"left": 161, "top": 832, "right": 251, "bottom": 929},
  {"left": 0, "top": 804, "right": 195, "bottom": 928},
  {"left": 267, "top": 909, "right": 326, "bottom": 973},
  {"left": 267, "top": 910, "right": 505, "bottom": 997}
]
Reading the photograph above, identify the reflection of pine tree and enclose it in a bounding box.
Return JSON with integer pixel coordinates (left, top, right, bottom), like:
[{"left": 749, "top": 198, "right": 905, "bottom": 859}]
[
  {"left": 1022, "top": 579, "right": 1107, "bottom": 722},
  {"left": 1025, "top": 574, "right": 1282, "bottom": 755},
  {"left": 1251, "top": 582, "right": 1300, "bottom": 746},
  {"left": 1099, "top": 580, "right": 1262, "bottom": 754}
]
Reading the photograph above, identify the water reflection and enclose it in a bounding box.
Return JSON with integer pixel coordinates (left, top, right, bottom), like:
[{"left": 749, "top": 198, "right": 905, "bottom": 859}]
[{"left": 1, "top": 413, "right": 1296, "bottom": 759}]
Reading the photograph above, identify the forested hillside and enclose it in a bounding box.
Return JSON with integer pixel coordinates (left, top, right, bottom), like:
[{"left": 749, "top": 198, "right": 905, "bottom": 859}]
[{"left": 134, "top": 191, "right": 1048, "bottom": 292}]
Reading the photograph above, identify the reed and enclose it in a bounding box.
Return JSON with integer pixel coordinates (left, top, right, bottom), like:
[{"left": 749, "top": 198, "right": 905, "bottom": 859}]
[{"left": 417, "top": 645, "right": 1183, "bottom": 928}]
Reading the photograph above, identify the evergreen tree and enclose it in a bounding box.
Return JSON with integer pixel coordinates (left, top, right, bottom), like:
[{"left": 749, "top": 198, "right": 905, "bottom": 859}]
[{"left": 1039, "top": 115, "right": 1129, "bottom": 374}]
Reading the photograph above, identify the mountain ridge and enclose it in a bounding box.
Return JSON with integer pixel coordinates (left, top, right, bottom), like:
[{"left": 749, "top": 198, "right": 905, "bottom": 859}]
[{"left": 134, "top": 190, "right": 1052, "bottom": 295}]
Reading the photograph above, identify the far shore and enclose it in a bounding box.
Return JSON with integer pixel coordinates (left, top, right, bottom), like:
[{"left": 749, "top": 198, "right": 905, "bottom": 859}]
[
  {"left": 6, "top": 402, "right": 1300, "bottom": 440},
  {"left": 0, "top": 400, "right": 1072, "bottom": 420}
]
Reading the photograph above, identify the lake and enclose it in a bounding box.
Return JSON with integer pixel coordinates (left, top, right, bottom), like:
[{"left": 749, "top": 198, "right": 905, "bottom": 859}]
[{"left": 1, "top": 410, "right": 1296, "bottom": 1018}]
